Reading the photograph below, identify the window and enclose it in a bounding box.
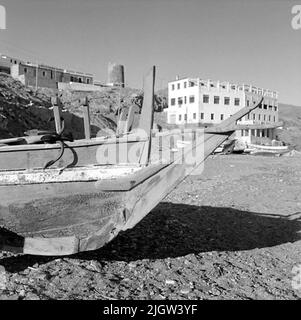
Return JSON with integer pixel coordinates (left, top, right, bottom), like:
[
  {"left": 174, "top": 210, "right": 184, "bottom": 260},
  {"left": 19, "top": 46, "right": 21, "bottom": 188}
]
[
  {"left": 50, "top": 70, "right": 53, "bottom": 79},
  {"left": 220, "top": 114, "right": 224, "bottom": 121},
  {"left": 170, "top": 98, "right": 175, "bottom": 106},
  {"left": 224, "top": 97, "right": 230, "bottom": 105},
  {"left": 193, "top": 113, "right": 196, "bottom": 119},
  {"left": 269, "top": 105, "right": 273, "bottom": 110},
  {"left": 246, "top": 100, "right": 250, "bottom": 107},
  {"left": 179, "top": 114, "right": 182, "bottom": 121},
  {"left": 184, "top": 114, "right": 187, "bottom": 121},
  {"left": 268, "top": 115, "right": 271, "bottom": 121},
  {"left": 172, "top": 84, "right": 175, "bottom": 90},
  {"left": 184, "top": 82, "right": 187, "bottom": 88},
  {"left": 274, "top": 116, "right": 276, "bottom": 122},
  {"left": 177, "top": 83, "right": 180, "bottom": 89},
  {"left": 203, "top": 95, "right": 209, "bottom": 103},
  {"left": 189, "top": 81, "right": 195, "bottom": 87},
  {"left": 234, "top": 98, "right": 240, "bottom": 106},
  {"left": 253, "top": 114, "right": 255, "bottom": 120},
  {"left": 211, "top": 113, "right": 214, "bottom": 120},
  {"left": 214, "top": 96, "right": 220, "bottom": 104},
  {"left": 244, "top": 130, "right": 249, "bottom": 136},
  {"left": 264, "top": 104, "right": 267, "bottom": 110},
  {"left": 70, "top": 76, "right": 74, "bottom": 82},
  {"left": 178, "top": 97, "right": 183, "bottom": 106},
  {"left": 263, "top": 115, "right": 266, "bottom": 121},
  {"left": 200, "top": 113, "right": 204, "bottom": 120},
  {"left": 189, "top": 95, "right": 195, "bottom": 103},
  {"left": 274, "top": 106, "right": 277, "bottom": 111},
  {"left": 42, "top": 71, "right": 46, "bottom": 77},
  {"left": 259, "top": 103, "right": 262, "bottom": 109},
  {"left": 258, "top": 114, "right": 261, "bottom": 121},
  {"left": 184, "top": 96, "right": 187, "bottom": 104},
  {"left": 241, "top": 130, "right": 244, "bottom": 137},
  {"left": 87, "top": 79, "right": 90, "bottom": 84},
  {"left": 24, "top": 68, "right": 27, "bottom": 73}
]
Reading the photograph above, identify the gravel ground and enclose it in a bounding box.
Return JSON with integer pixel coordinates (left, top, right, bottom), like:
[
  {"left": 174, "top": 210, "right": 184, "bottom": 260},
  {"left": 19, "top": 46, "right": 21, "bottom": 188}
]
[{"left": 0, "top": 154, "right": 300, "bottom": 300}]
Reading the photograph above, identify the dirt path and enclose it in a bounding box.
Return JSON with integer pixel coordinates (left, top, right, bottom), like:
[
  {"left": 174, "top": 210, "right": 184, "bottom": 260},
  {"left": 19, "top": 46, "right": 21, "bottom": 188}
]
[{"left": 0, "top": 155, "right": 300, "bottom": 300}]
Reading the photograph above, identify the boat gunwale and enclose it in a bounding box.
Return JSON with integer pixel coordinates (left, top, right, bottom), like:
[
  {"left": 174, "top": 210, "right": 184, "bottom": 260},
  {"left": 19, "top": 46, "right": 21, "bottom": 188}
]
[
  {"left": 0, "top": 134, "right": 149, "bottom": 153},
  {"left": 0, "top": 162, "right": 170, "bottom": 187}
]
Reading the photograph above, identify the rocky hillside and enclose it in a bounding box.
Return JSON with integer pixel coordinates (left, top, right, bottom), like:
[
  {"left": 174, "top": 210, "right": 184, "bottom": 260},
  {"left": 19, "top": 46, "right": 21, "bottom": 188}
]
[
  {"left": 277, "top": 103, "right": 301, "bottom": 150},
  {"left": 0, "top": 73, "right": 169, "bottom": 140},
  {"left": 0, "top": 73, "right": 118, "bottom": 139},
  {"left": 0, "top": 73, "right": 52, "bottom": 139}
]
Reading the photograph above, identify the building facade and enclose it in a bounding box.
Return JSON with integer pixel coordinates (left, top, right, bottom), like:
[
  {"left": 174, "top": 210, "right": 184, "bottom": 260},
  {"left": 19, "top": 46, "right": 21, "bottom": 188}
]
[
  {"left": 0, "top": 54, "right": 23, "bottom": 74},
  {"left": 1, "top": 54, "right": 94, "bottom": 89},
  {"left": 166, "top": 77, "right": 281, "bottom": 145}
]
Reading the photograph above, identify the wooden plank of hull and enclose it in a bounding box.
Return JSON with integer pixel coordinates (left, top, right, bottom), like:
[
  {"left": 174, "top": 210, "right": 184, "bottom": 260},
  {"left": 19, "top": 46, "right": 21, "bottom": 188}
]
[
  {"left": 0, "top": 140, "right": 148, "bottom": 170},
  {"left": 0, "top": 166, "right": 141, "bottom": 186},
  {"left": 0, "top": 174, "right": 131, "bottom": 233},
  {"left": 0, "top": 180, "right": 128, "bottom": 255}
]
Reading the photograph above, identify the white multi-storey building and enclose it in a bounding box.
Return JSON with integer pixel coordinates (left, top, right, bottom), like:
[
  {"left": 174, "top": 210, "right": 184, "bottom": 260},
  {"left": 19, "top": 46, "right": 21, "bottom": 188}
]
[{"left": 166, "top": 77, "right": 281, "bottom": 145}]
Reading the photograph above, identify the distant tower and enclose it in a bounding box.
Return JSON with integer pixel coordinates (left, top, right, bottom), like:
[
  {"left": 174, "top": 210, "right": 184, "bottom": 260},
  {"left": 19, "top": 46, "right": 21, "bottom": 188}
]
[{"left": 107, "top": 62, "right": 125, "bottom": 87}]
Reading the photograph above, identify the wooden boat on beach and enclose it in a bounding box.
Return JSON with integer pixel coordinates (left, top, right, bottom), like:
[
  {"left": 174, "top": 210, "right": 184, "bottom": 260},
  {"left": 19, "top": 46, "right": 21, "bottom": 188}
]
[
  {"left": 0, "top": 66, "right": 263, "bottom": 256},
  {"left": 247, "top": 143, "right": 289, "bottom": 156}
]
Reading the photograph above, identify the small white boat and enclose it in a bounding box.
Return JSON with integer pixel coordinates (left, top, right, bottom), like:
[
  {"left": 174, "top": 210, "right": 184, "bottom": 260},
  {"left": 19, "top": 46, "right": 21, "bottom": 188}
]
[{"left": 248, "top": 143, "right": 289, "bottom": 152}]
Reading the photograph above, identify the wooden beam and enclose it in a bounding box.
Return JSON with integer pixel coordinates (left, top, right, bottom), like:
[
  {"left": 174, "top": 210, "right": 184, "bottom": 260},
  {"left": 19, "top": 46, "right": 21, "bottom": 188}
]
[
  {"left": 116, "top": 107, "right": 128, "bottom": 135},
  {"left": 138, "top": 66, "right": 155, "bottom": 135},
  {"left": 51, "top": 97, "right": 62, "bottom": 134},
  {"left": 117, "top": 105, "right": 136, "bottom": 136},
  {"left": 83, "top": 97, "right": 91, "bottom": 139},
  {"left": 24, "top": 236, "right": 79, "bottom": 256},
  {"left": 214, "top": 97, "right": 263, "bottom": 130},
  {"left": 137, "top": 66, "right": 156, "bottom": 165},
  {"left": 125, "top": 105, "right": 135, "bottom": 133}
]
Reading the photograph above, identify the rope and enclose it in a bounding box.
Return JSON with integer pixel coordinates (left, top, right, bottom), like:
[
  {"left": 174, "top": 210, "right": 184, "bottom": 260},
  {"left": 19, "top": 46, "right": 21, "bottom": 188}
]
[{"left": 41, "top": 120, "right": 74, "bottom": 170}]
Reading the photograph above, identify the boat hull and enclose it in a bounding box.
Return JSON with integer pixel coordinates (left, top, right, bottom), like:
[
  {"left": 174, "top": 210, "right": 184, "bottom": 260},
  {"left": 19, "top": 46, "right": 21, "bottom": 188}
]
[
  {"left": 0, "top": 162, "right": 185, "bottom": 255},
  {"left": 0, "top": 95, "right": 264, "bottom": 255}
]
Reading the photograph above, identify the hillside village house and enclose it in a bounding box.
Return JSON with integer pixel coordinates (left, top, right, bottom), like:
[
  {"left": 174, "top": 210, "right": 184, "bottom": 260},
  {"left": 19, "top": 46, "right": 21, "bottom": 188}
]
[
  {"left": 166, "top": 77, "right": 282, "bottom": 145},
  {"left": 0, "top": 54, "right": 94, "bottom": 89}
]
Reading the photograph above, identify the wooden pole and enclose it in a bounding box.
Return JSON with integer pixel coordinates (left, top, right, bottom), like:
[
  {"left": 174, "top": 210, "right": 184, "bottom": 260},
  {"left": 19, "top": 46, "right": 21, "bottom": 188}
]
[
  {"left": 35, "top": 62, "right": 38, "bottom": 90},
  {"left": 138, "top": 66, "right": 156, "bottom": 165},
  {"left": 51, "top": 97, "right": 62, "bottom": 134},
  {"left": 83, "top": 97, "right": 91, "bottom": 140}
]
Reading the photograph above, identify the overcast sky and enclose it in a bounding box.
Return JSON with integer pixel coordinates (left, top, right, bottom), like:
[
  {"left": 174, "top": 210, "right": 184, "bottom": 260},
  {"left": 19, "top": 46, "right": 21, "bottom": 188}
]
[{"left": 0, "top": 0, "right": 300, "bottom": 105}]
